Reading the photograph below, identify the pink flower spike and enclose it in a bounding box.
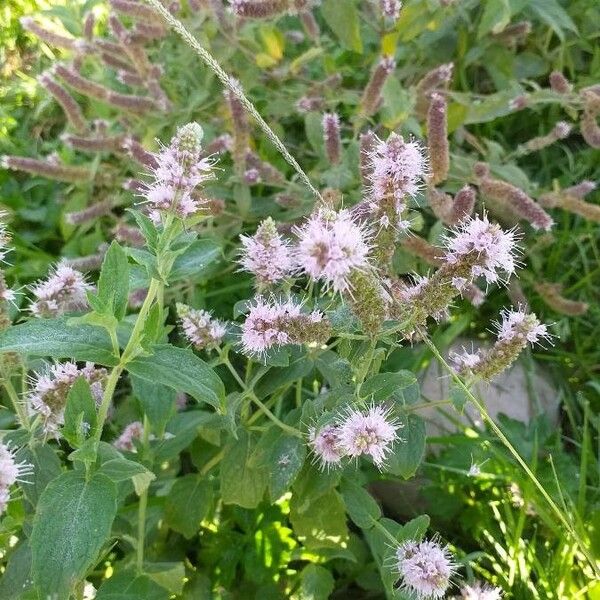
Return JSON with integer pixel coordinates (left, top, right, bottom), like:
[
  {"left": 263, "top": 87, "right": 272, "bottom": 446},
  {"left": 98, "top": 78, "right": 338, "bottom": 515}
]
[
  {"left": 114, "top": 421, "right": 144, "bottom": 452},
  {"left": 240, "top": 296, "right": 329, "bottom": 357},
  {"left": 366, "top": 132, "right": 428, "bottom": 204},
  {"left": 308, "top": 424, "right": 344, "bottom": 469},
  {"left": 336, "top": 404, "right": 399, "bottom": 468},
  {"left": 396, "top": 538, "right": 455, "bottom": 599},
  {"left": 496, "top": 308, "right": 550, "bottom": 345},
  {"left": 443, "top": 215, "right": 519, "bottom": 285},
  {"left": 239, "top": 217, "right": 293, "bottom": 285},
  {"left": 29, "top": 263, "right": 93, "bottom": 318},
  {"left": 294, "top": 208, "right": 372, "bottom": 293}
]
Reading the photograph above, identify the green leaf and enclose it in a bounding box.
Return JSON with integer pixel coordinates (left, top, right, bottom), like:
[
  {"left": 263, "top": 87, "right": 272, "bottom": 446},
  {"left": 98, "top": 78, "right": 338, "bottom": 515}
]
[
  {"left": 321, "top": 0, "right": 362, "bottom": 53},
  {"left": 294, "top": 564, "right": 335, "bottom": 600},
  {"left": 145, "top": 562, "right": 186, "bottom": 595},
  {"left": 450, "top": 384, "right": 468, "bottom": 412},
  {"left": 131, "top": 375, "right": 175, "bottom": 436},
  {"left": 527, "top": 0, "right": 577, "bottom": 41},
  {"left": 290, "top": 488, "right": 348, "bottom": 549},
  {"left": 0, "top": 317, "right": 117, "bottom": 365},
  {"left": 361, "top": 371, "right": 417, "bottom": 402},
  {"left": 16, "top": 443, "right": 62, "bottom": 506},
  {"left": 0, "top": 541, "right": 32, "bottom": 599},
  {"left": 100, "top": 458, "right": 153, "bottom": 482},
  {"left": 387, "top": 414, "right": 426, "bottom": 479},
  {"left": 169, "top": 239, "right": 222, "bottom": 281},
  {"left": 31, "top": 471, "right": 118, "bottom": 598},
  {"left": 164, "top": 474, "right": 213, "bottom": 539},
  {"left": 400, "top": 514, "right": 430, "bottom": 543},
  {"left": 96, "top": 571, "right": 169, "bottom": 600},
  {"left": 63, "top": 377, "right": 97, "bottom": 448},
  {"left": 220, "top": 430, "right": 268, "bottom": 509},
  {"left": 128, "top": 209, "right": 159, "bottom": 250},
  {"left": 478, "top": 0, "right": 512, "bottom": 37},
  {"left": 132, "top": 470, "right": 156, "bottom": 496},
  {"left": 96, "top": 241, "right": 130, "bottom": 321},
  {"left": 126, "top": 344, "right": 225, "bottom": 410},
  {"left": 268, "top": 428, "right": 306, "bottom": 502},
  {"left": 340, "top": 478, "right": 381, "bottom": 529}
]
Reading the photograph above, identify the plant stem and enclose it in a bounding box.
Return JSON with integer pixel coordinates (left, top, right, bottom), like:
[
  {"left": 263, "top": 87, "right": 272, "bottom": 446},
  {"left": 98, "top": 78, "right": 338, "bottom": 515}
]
[
  {"left": 0, "top": 370, "right": 29, "bottom": 430},
  {"left": 219, "top": 354, "right": 303, "bottom": 438},
  {"left": 94, "top": 278, "right": 161, "bottom": 444},
  {"left": 424, "top": 337, "right": 599, "bottom": 576},
  {"left": 136, "top": 415, "right": 150, "bottom": 574}
]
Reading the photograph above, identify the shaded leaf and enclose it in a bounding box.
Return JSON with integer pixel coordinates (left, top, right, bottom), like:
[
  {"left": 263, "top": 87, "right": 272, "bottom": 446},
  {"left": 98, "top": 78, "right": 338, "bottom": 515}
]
[
  {"left": 127, "top": 344, "right": 225, "bottom": 410},
  {"left": 31, "top": 471, "right": 118, "bottom": 598},
  {"left": 165, "top": 475, "right": 213, "bottom": 538}
]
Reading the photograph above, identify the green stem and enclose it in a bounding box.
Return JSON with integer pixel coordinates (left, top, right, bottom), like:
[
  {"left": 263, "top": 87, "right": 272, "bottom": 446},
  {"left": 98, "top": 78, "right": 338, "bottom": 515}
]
[
  {"left": 424, "top": 337, "right": 599, "bottom": 576},
  {"left": 0, "top": 370, "right": 29, "bottom": 430},
  {"left": 121, "top": 278, "right": 161, "bottom": 364},
  {"left": 136, "top": 488, "right": 148, "bottom": 573},
  {"left": 94, "top": 278, "right": 161, "bottom": 445},
  {"left": 220, "top": 355, "right": 303, "bottom": 438},
  {"left": 136, "top": 415, "right": 150, "bottom": 574}
]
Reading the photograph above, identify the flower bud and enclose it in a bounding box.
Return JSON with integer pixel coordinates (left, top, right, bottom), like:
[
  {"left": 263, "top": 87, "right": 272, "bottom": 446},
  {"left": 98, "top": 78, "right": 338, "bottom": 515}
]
[
  {"left": 65, "top": 199, "right": 113, "bottom": 225},
  {"left": 322, "top": 112, "right": 342, "bottom": 165},
  {"left": 1, "top": 155, "right": 92, "bottom": 183},
  {"left": 360, "top": 56, "right": 396, "bottom": 117},
  {"left": 534, "top": 282, "right": 588, "bottom": 316},
  {"left": 20, "top": 16, "right": 75, "bottom": 49},
  {"left": 39, "top": 73, "right": 88, "bottom": 134},
  {"left": 230, "top": 0, "right": 287, "bottom": 19},
  {"left": 549, "top": 70, "right": 572, "bottom": 94},
  {"left": 62, "top": 133, "right": 125, "bottom": 154},
  {"left": 415, "top": 62, "right": 453, "bottom": 117},
  {"left": 478, "top": 175, "right": 553, "bottom": 231},
  {"left": 427, "top": 93, "right": 449, "bottom": 185}
]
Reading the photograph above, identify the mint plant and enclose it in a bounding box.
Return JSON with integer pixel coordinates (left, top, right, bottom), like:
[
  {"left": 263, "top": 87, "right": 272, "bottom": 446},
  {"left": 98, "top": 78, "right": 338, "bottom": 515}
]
[{"left": 0, "top": 0, "right": 598, "bottom": 598}]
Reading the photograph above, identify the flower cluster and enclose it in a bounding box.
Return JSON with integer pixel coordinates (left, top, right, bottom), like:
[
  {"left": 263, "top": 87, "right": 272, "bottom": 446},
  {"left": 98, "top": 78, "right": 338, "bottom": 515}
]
[
  {"left": 294, "top": 208, "right": 371, "bottom": 293},
  {"left": 309, "top": 405, "right": 399, "bottom": 470},
  {"left": 395, "top": 538, "right": 455, "bottom": 599},
  {"left": 380, "top": 0, "right": 402, "bottom": 20},
  {"left": 141, "top": 122, "right": 215, "bottom": 222},
  {"left": 28, "top": 361, "right": 107, "bottom": 435},
  {"left": 239, "top": 217, "right": 294, "bottom": 286},
  {"left": 442, "top": 215, "right": 518, "bottom": 286},
  {"left": 29, "top": 263, "right": 92, "bottom": 318},
  {"left": 177, "top": 303, "right": 227, "bottom": 350},
  {"left": 459, "top": 582, "right": 503, "bottom": 599},
  {"left": 114, "top": 421, "right": 144, "bottom": 452},
  {"left": 366, "top": 133, "right": 428, "bottom": 206},
  {"left": 0, "top": 443, "right": 32, "bottom": 516},
  {"left": 241, "top": 297, "right": 330, "bottom": 356},
  {"left": 451, "top": 309, "right": 549, "bottom": 380},
  {"left": 391, "top": 216, "right": 519, "bottom": 329}
]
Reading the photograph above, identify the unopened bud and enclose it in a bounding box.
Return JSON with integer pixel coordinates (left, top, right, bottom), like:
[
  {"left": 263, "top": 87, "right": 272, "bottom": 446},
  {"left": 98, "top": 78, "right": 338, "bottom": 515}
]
[
  {"left": 39, "top": 73, "right": 88, "bottom": 134},
  {"left": 322, "top": 112, "right": 342, "bottom": 165},
  {"left": 2, "top": 155, "right": 92, "bottom": 183},
  {"left": 427, "top": 93, "right": 449, "bottom": 185},
  {"left": 360, "top": 56, "right": 396, "bottom": 117},
  {"left": 549, "top": 70, "right": 572, "bottom": 94}
]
